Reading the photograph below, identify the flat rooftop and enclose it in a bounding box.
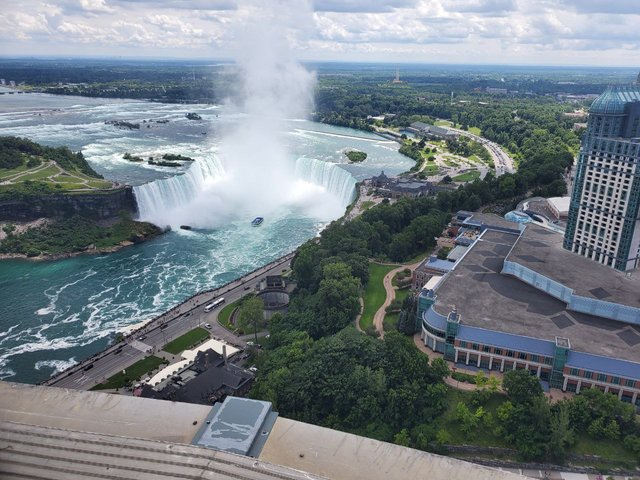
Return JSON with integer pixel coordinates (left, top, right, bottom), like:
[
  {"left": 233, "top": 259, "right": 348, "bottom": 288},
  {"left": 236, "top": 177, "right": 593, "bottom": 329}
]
[
  {"left": 507, "top": 224, "right": 640, "bottom": 308},
  {"left": 0, "top": 382, "right": 530, "bottom": 480},
  {"left": 433, "top": 228, "right": 640, "bottom": 363}
]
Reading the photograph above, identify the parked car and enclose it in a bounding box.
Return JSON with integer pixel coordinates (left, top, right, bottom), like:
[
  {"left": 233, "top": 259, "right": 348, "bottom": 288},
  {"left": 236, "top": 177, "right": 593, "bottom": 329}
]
[{"left": 204, "top": 323, "right": 212, "bottom": 329}]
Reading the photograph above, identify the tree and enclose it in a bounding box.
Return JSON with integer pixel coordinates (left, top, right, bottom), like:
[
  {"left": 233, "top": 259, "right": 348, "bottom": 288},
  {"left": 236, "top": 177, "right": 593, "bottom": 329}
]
[
  {"left": 393, "top": 428, "right": 410, "bottom": 447},
  {"left": 502, "top": 370, "right": 543, "bottom": 404},
  {"left": 547, "top": 402, "right": 575, "bottom": 462},
  {"left": 237, "top": 295, "right": 265, "bottom": 342}
]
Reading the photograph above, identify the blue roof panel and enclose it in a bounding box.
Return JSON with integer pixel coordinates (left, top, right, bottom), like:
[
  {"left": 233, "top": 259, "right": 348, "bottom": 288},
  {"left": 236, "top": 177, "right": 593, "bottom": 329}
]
[
  {"left": 566, "top": 350, "right": 640, "bottom": 381},
  {"left": 457, "top": 325, "right": 556, "bottom": 357}
]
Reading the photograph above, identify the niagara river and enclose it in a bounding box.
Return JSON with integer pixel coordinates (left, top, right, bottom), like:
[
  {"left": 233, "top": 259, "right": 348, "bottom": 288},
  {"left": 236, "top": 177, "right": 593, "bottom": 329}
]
[{"left": 0, "top": 93, "right": 412, "bottom": 383}]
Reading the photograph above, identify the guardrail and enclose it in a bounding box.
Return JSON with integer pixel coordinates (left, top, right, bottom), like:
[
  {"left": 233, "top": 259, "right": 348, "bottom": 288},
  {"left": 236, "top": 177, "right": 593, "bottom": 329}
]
[{"left": 41, "top": 250, "right": 297, "bottom": 386}]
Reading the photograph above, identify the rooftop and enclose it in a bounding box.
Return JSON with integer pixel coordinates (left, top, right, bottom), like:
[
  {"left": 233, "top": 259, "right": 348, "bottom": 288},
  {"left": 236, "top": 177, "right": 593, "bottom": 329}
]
[
  {"left": 506, "top": 224, "right": 640, "bottom": 308},
  {"left": 433, "top": 228, "right": 640, "bottom": 363},
  {"left": 589, "top": 85, "right": 640, "bottom": 115},
  {"left": 0, "top": 382, "right": 530, "bottom": 480}
]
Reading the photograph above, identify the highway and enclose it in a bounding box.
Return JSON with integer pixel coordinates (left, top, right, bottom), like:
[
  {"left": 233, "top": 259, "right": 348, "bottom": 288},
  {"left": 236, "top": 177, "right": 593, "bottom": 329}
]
[
  {"left": 449, "top": 127, "right": 516, "bottom": 176},
  {"left": 46, "top": 252, "right": 295, "bottom": 390}
]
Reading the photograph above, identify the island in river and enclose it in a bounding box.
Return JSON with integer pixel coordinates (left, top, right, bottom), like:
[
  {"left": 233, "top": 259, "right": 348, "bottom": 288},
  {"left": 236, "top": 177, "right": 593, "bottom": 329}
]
[{"left": 0, "top": 136, "right": 162, "bottom": 259}]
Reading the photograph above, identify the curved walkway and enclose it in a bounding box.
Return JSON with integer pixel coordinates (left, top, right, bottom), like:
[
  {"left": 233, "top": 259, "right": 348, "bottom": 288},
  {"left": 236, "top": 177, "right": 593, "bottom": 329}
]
[{"left": 372, "top": 260, "right": 422, "bottom": 339}]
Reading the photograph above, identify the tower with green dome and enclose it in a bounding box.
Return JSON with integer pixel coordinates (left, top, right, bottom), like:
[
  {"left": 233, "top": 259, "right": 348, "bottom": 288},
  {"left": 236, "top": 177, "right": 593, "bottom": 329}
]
[{"left": 563, "top": 77, "right": 640, "bottom": 271}]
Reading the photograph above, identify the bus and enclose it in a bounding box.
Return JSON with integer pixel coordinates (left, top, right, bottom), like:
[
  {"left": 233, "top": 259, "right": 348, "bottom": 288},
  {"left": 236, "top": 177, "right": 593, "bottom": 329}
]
[{"left": 204, "top": 297, "right": 225, "bottom": 312}]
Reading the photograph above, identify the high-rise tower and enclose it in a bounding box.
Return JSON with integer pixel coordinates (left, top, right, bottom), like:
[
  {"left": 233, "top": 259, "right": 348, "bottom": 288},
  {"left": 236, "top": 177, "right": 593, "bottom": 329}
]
[{"left": 563, "top": 79, "right": 640, "bottom": 271}]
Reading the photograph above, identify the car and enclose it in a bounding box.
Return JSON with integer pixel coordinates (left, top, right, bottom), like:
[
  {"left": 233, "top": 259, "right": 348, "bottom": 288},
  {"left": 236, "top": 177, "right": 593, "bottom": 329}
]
[
  {"left": 244, "top": 285, "right": 251, "bottom": 290},
  {"left": 113, "top": 348, "right": 123, "bottom": 355},
  {"left": 159, "top": 323, "right": 168, "bottom": 330},
  {"left": 248, "top": 366, "right": 257, "bottom": 373},
  {"left": 83, "top": 364, "right": 94, "bottom": 372},
  {"left": 138, "top": 335, "right": 147, "bottom": 341},
  {"left": 204, "top": 323, "right": 212, "bottom": 329},
  {"left": 246, "top": 341, "right": 255, "bottom": 346},
  {"left": 183, "top": 311, "right": 191, "bottom": 317}
]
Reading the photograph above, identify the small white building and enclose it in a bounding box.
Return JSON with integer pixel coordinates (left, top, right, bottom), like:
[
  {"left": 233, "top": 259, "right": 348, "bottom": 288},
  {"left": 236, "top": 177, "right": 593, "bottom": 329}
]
[{"left": 547, "top": 196, "right": 570, "bottom": 219}]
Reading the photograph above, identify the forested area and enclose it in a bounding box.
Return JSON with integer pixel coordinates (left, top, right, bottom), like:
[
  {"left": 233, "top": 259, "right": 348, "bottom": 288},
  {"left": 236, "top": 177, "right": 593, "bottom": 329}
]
[
  {"left": 0, "top": 136, "right": 101, "bottom": 178},
  {"left": 250, "top": 190, "right": 640, "bottom": 464},
  {"left": 314, "top": 74, "right": 579, "bottom": 200}
]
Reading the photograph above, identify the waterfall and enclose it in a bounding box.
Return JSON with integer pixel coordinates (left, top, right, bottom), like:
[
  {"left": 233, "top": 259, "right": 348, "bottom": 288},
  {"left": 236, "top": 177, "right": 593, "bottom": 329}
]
[
  {"left": 133, "top": 155, "right": 224, "bottom": 224},
  {"left": 133, "top": 155, "right": 356, "bottom": 227},
  {"left": 294, "top": 157, "right": 357, "bottom": 206}
]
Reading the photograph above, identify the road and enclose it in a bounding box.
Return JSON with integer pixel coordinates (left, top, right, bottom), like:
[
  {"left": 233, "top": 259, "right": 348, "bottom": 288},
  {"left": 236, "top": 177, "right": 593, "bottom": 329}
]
[
  {"left": 449, "top": 127, "right": 516, "bottom": 176},
  {"left": 46, "top": 252, "right": 295, "bottom": 390}
]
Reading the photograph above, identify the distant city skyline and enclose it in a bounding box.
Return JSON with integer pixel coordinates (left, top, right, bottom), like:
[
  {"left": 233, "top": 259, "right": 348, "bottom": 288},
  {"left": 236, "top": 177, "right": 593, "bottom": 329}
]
[{"left": 0, "top": 0, "right": 639, "bottom": 67}]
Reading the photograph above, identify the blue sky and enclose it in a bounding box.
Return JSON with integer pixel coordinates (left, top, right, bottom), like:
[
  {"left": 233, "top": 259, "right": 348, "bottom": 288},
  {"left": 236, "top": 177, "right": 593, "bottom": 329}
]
[{"left": 1, "top": 0, "right": 639, "bottom": 66}]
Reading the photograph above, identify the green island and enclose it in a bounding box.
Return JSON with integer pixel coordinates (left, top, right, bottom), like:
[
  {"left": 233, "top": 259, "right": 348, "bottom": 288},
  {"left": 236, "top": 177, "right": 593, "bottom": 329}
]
[
  {"left": 345, "top": 150, "right": 367, "bottom": 162},
  {"left": 0, "top": 136, "right": 162, "bottom": 259}
]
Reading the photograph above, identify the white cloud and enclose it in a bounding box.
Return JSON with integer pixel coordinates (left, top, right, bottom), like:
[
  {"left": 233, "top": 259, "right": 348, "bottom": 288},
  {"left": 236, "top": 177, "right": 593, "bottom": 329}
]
[{"left": 0, "top": 0, "right": 638, "bottom": 65}]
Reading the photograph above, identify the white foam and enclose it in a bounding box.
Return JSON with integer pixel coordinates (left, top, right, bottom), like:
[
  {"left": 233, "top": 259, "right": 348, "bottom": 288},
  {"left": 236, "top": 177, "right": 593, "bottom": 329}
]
[{"left": 34, "top": 357, "right": 77, "bottom": 374}]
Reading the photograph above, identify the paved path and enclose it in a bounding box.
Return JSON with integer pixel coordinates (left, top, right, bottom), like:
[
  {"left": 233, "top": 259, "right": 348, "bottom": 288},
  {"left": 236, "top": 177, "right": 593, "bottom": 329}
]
[
  {"left": 354, "top": 297, "right": 364, "bottom": 333},
  {"left": 372, "top": 260, "right": 422, "bottom": 339}
]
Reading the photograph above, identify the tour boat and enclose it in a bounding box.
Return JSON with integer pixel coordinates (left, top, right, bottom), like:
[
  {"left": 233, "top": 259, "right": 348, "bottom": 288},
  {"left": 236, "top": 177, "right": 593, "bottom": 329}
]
[{"left": 251, "top": 217, "right": 264, "bottom": 227}]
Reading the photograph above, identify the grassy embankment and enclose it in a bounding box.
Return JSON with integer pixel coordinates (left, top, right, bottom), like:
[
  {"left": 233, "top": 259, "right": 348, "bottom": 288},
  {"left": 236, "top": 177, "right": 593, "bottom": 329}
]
[
  {"left": 217, "top": 298, "right": 244, "bottom": 331},
  {"left": 90, "top": 356, "right": 164, "bottom": 390},
  {"left": 163, "top": 327, "right": 210, "bottom": 354},
  {"left": 359, "top": 262, "right": 399, "bottom": 332}
]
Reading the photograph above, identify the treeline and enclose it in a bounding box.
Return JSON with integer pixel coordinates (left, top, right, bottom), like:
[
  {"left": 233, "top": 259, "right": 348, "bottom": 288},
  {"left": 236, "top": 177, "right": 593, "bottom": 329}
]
[
  {"left": 315, "top": 81, "right": 577, "bottom": 198},
  {"left": 0, "top": 136, "right": 101, "bottom": 178}
]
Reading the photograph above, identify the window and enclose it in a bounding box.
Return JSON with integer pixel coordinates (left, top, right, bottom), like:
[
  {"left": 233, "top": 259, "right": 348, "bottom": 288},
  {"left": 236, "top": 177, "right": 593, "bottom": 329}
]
[
  {"left": 597, "top": 373, "right": 607, "bottom": 382},
  {"left": 459, "top": 341, "right": 467, "bottom": 348},
  {"left": 584, "top": 371, "right": 593, "bottom": 379},
  {"left": 626, "top": 379, "right": 635, "bottom": 388},
  {"left": 472, "top": 343, "right": 479, "bottom": 351},
  {"left": 612, "top": 377, "right": 620, "bottom": 385},
  {"left": 569, "top": 368, "right": 580, "bottom": 376},
  {"left": 483, "top": 345, "right": 491, "bottom": 353},
  {"left": 507, "top": 350, "right": 514, "bottom": 357},
  {"left": 544, "top": 357, "right": 553, "bottom": 365},
  {"left": 518, "top": 352, "right": 527, "bottom": 360},
  {"left": 531, "top": 355, "right": 539, "bottom": 363}
]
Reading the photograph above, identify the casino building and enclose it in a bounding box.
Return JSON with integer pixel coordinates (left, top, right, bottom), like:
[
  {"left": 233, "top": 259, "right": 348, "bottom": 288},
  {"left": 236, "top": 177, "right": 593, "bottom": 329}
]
[
  {"left": 563, "top": 79, "right": 640, "bottom": 271},
  {"left": 417, "top": 214, "right": 640, "bottom": 407}
]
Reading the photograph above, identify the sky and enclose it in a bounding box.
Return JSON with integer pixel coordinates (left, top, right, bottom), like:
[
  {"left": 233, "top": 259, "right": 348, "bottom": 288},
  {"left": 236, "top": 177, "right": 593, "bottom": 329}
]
[{"left": 0, "top": 0, "right": 639, "bottom": 66}]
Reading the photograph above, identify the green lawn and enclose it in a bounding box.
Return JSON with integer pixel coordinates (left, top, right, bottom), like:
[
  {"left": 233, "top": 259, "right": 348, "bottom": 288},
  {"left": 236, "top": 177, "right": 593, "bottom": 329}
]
[
  {"left": 359, "top": 262, "right": 399, "bottom": 331},
  {"left": 383, "top": 312, "right": 399, "bottom": 332},
  {"left": 163, "top": 327, "right": 210, "bottom": 354},
  {"left": 421, "top": 164, "right": 439, "bottom": 175},
  {"left": 218, "top": 298, "right": 243, "bottom": 330},
  {"left": 90, "top": 356, "right": 164, "bottom": 390},
  {"left": 0, "top": 164, "right": 30, "bottom": 180},
  {"left": 452, "top": 170, "right": 480, "bottom": 182},
  {"left": 360, "top": 200, "right": 375, "bottom": 211},
  {"left": 435, "top": 120, "right": 453, "bottom": 127},
  {"left": 15, "top": 164, "right": 59, "bottom": 182},
  {"left": 468, "top": 126, "right": 482, "bottom": 136}
]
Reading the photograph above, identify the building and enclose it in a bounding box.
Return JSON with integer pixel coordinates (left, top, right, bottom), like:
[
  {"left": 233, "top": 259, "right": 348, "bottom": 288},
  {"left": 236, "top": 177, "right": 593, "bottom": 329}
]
[
  {"left": 547, "top": 196, "right": 570, "bottom": 220},
  {"left": 140, "top": 348, "right": 253, "bottom": 405},
  {"left": 0, "top": 381, "right": 529, "bottom": 480},
  {"left": 411, "top": 255, "right": 454, "bottom": 290},
  {"left": 408, "top": 122, "right": 458, "bottom": 140},
  {"left": 563, "top": 81, "right": 640, "bottom": 271},
  {"left": 370, "top": 171, "right": 437, "bottom": 198},
  {"left": 418, "top": 220, "right": 640, "bottom": 407}
]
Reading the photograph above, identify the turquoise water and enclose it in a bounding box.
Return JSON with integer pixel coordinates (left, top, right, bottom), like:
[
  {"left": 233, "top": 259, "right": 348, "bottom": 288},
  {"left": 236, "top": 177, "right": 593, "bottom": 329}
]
[{"left": 0, "top": 94, "right": 412, "bottom": 383}]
